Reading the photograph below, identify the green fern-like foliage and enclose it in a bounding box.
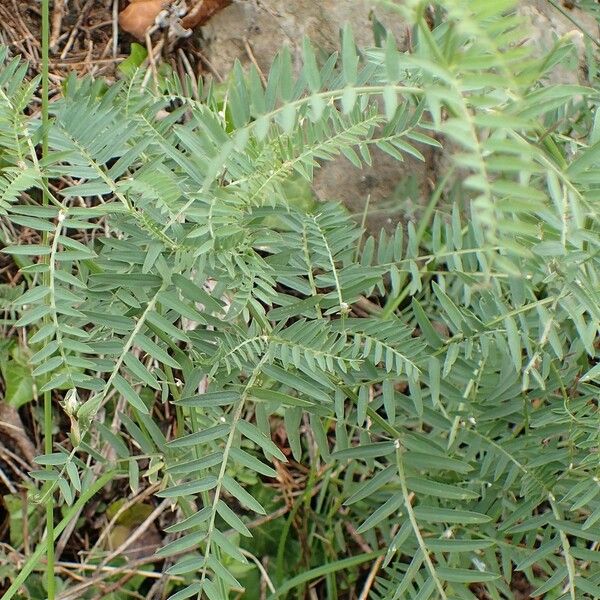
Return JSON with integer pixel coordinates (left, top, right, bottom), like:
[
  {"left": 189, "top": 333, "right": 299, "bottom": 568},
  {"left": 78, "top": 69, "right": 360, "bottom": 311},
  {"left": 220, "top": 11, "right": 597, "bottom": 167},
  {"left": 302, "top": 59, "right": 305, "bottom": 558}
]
[{"left": 2, "top": 0, "right": 600, "bottom": 598}]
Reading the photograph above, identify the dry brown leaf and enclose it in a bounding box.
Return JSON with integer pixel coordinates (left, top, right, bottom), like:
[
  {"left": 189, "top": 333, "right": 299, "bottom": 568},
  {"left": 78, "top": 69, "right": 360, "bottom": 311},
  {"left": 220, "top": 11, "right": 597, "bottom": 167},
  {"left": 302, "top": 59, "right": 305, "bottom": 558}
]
[
  {"left": 107, "top": 524, "right": 162, "bottom": 560},
  {"left": 180, "top": 0, "right": 232, "bottom": 30},
  {"left": 119, "top": 0, "right": 169, "bottom": 40},
  {"left": 119, "top": 0, "right": 231, "bottom": 41},
  {"left": 0, "top": 401, "right": 36, "bottom": 465}
]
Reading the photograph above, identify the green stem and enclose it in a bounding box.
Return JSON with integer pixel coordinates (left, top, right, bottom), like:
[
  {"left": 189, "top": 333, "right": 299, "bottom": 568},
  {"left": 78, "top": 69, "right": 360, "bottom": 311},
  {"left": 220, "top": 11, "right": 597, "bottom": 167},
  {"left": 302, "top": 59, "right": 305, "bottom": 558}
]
[
  {"left": 198, "top": 357, "right": 268, "bottom": 599},
  {"left": 40, "top": 0, "right": 54, "bottom": 597},
  {"left": 41, "top": 3, "right": 49, "bottom": 158},
  {"left": 549, "top": 497, "right": 577, "bottom": 600},
  {"left": 4, "top": 471, "right": 116, "bottom": 600},
  {"left": 395, "top": 445, "right": 447, "bottom": 599},
  {"left": 275, "top": 496, "right": 303, "bottom": 590},
  {"left": 44, "top": 395, "right": 55, "bottom": 599}
]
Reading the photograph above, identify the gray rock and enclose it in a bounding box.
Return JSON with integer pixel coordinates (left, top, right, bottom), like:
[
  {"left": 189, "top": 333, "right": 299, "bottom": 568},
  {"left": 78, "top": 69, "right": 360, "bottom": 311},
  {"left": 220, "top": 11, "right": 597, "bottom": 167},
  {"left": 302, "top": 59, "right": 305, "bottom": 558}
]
[
  {"left": 198, "top": 1, "right": 599, "bottom": 233},
  {"left": 519, "top": 0, "right": 599, "bottom": 84},
  {"left": 199, "top": 0, "right": 409, "bottom": 77}
]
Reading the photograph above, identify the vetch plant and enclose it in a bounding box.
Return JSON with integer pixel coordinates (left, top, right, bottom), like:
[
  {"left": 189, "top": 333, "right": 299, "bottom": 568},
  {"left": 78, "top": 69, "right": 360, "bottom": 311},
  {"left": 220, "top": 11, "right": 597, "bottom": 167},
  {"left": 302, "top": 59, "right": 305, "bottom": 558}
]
[{"left": 1, "top": 0, "right": 600, "bottom": 598}]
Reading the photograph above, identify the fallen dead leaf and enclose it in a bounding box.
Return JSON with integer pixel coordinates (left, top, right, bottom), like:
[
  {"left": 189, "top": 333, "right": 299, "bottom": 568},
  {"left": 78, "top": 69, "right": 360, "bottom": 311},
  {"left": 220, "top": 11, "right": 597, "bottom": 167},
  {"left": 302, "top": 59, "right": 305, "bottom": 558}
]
[
  {"left": 108, "top": 523, "right": 162, "bottom": 560},
  {"left": 181, "top": 0, "right": 232, "bottom": 30},
  {"left": 119, "top": 0, "right": 170, "bottom": 41},
  {"left": 0, "top": 402, "right": 36, "bottom": 465},
  {"left": 119, "top": 0, "right": 232, "bottom": 43}
]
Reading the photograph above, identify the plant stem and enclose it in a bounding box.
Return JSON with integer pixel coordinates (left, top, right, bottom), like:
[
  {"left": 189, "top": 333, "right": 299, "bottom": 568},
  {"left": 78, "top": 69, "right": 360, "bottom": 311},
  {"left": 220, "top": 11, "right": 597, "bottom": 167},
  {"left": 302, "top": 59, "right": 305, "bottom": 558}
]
[
  {"left": 41, "top": 3, "right": 49, "bottom": 154},
  {"left": 44, "top": 394, "right": 55, "bottom": 598},
  {"left": 395, "top": 445, "right": 447, "bottom": 599},
  {"left": 2, "top": 471, "right": 116, "bottom": 600},
  {"left": 41, "top": 0, "right": 55, "bottom": 597},
  {"left": 198, "top": 357, "right": 268, "bottom": 599}
]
